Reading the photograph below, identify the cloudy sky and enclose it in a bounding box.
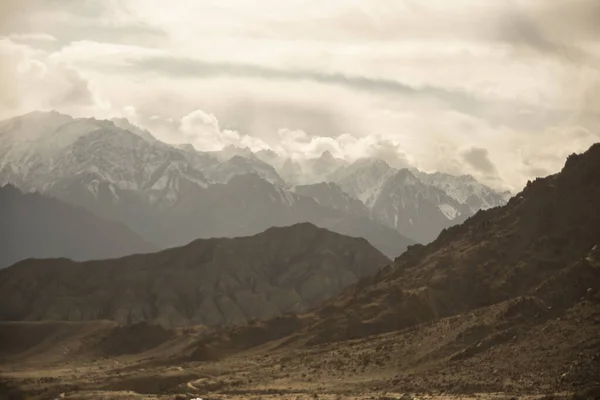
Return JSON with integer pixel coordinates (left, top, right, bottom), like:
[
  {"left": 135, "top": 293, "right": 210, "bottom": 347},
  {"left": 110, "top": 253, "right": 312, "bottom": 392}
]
[{"left": 1, "top": 0, "right": 599, "bottom": 191}]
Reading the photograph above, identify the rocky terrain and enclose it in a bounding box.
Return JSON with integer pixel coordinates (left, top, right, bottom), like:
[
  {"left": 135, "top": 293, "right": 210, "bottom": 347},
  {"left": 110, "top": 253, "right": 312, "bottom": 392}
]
[
  {"left": 0, "top": 223, "right": 390, "bottom": 327},
  {"left": 188, "top": 143, "right": 600, "bottom": 356},
  {"left": 0, "top": 146, "right": 597, "bottom": 399},
  {"left": 0, "top": 184, "right": 155, "bottom": 269}
]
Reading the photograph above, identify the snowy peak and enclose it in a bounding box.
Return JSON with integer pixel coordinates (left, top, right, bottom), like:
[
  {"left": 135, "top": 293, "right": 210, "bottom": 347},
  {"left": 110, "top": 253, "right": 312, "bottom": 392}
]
[
  {"left": 0, "top": 111, "right": 511, "bottom": 251},
  {"left": 0, "top": 112, "right": 215, "bottom": 207},
  {"left": 48, "top": 126, "right": 211, "bottom": 206},
  {"left": 415, "top": 170, "right": 509, "bottom": 212},
  {"left": 326, "top": 156, "right": 509, "bottom": 244},
  {"left": 0, "top": 112, "right": 290, "bottom": 206},
  {"left": 371, "top": 169, "right": 470, "bottom": 243},
  {"left": 331, "top": 157, "right": 394, "bottom": 206}
]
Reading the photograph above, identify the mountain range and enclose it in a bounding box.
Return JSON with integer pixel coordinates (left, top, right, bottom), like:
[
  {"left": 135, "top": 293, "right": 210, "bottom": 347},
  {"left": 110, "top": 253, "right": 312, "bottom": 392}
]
[
  {"left": 157, "top": 142, "right": 600, "bottom": 393},
  {"left": 0, "top": 223, "right": 390, "bottom": 328},
  {"left": 0, "top": 184, "right": 154, "bottom": 269},
  {"left": 0, "top": 111, "right": 510, "bottom": 263},
  {"left": 1, "top": 143, "right": 598, "bottom": 398}
]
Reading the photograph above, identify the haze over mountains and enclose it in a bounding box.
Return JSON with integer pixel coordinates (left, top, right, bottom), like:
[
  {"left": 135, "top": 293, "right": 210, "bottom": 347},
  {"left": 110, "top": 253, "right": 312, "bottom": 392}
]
[
  {"left": 2, "top": 0, "right": 599, "bottom": 396},
  {"left": 165, "top": 143, "right": 600, "bottom": 346},
  {"left": 1, "top": 143, "right": 598, "bottom": 399},
  {"left": 0, "top": 185, "right": 154, "bottom": 269},
  {"left": 297, "top": 143, "right": 600, "bottom": 343},
  {"left": 0, "top": 111, "right": 510, "bottom": 263},
  {"left": 186, "top": 143, "right": 599, "bottom": 394}
]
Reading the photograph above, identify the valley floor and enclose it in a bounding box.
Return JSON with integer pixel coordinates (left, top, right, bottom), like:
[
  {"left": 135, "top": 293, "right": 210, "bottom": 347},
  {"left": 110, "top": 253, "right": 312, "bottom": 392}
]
[
  {"left": 0, "top": 357, "right": 579, "bottom": 400},
  {"left": 1, "top": 298, "right": 598, "bottom": 400}
]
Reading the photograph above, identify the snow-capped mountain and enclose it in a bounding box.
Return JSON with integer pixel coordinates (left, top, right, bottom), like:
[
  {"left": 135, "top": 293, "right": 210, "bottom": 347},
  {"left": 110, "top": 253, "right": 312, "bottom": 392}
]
[
  {"left": 0, "top": 111, "right": 509, "bottom": 254},
  {"left": 0, "top": 112, "right": 285, "bottom": 200},
  {"left": 324, "top": 158, "right": 510, "bottom": 243},
  {"left": 0, "top": 111, "right": 415, "bottom": 257},
  {"left": 0, "top": 111, "right": 213, "bottom": 207},
  {"left": 414, "top": 170, "right": 511, "bottom": 213},
  {"left": 369, "top": 169, "right": 471, "bottom": 243},
  {"left": 329, "top": 157, "right": 396, "bottom": 207}
]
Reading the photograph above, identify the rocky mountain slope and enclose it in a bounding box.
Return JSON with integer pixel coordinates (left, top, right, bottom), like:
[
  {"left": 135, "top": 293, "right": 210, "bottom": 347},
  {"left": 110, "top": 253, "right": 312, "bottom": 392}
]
[
  {"left": 0, "top": 223, "right": 390, "bottom": 328},
  {"left": 172, "top": 143, "right": 600, "bottom": 393},
  {"left": 0, "top": 185, "right": 155, "bottom": 269},
  {"left": 304, "top": 144, "right": 600, "bottom": 343}
]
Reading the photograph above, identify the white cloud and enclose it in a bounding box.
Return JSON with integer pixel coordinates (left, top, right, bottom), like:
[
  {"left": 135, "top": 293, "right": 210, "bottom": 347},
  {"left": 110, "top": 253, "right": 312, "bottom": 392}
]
[
  {"left": 0, "top": 38, "right": 110, "bottom": 119},
  {"left": 273, "top": 128, "right": 412, "bottom": 168},
  {"left": 0, "top": 1, "right": 598, "bottom": 192},
  {"left": 179, "top": 109, "right": 270, "bottom": 152}
]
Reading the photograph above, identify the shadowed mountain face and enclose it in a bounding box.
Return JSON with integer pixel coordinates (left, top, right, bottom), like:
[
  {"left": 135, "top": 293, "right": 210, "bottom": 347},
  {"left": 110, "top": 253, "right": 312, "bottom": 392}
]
[
  {"left": 0, "top": 185, "right": 155, "bottom": 269},
  {"left": 0, "top": 223, "right": 390, "bottom": 328},
  {"left": 147, "top": 173, "right": 415, "bottom": 259},
  {"left": 294, "top": 143, "right": 600, "bottom": 343},
  {"left": 185, "top": 144, "right": 600, "bottom": 366}
]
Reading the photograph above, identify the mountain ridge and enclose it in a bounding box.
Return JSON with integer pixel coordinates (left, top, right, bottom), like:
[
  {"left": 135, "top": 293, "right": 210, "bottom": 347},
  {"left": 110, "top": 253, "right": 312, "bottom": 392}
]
[
  {"left": 0, "top": 184, "right": 156, "bottom": 269},
  {"left": 180, "top": 143, "right": 600, "bottom": 363},
  {"left": 1, "top": 111, "right": 509, "bottom": 258},
  {"left": 0, "top": 222, "right": 391, "bottom": 328}
]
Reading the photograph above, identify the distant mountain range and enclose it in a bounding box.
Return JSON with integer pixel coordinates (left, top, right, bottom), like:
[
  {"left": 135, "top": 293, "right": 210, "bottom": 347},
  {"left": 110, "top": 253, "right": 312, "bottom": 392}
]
[
  {"left": 0, "top": 184, "right": 155, "bottom": 268},
  {"left": 0, "top": 111, "right": 511, "bottom": 260},
  {"left": 0, "top": 223, "right": 390, "bottom": 327}
]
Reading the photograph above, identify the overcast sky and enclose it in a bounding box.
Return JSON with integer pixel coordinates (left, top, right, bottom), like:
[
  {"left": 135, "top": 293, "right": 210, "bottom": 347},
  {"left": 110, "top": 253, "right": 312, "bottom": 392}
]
[{"left": 1, "top": 0, "right": 599, "bottom": 191}]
